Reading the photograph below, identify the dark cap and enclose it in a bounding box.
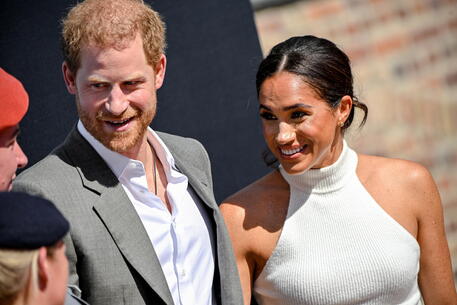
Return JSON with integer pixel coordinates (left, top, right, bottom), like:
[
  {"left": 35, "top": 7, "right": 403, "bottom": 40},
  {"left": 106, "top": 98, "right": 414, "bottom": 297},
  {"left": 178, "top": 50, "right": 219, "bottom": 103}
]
[{"left": 0, "top": 192, "right": 70, "bottom": 249}]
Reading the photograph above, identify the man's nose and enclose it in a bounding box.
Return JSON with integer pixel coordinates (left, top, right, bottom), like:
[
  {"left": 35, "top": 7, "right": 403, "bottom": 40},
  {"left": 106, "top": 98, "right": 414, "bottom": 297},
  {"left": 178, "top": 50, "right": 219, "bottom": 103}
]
[
  {"left": 276, "top": 122, "right": 295, "bottom": 145},
  {"left": 14, "top": 142, "right": 28, "bottom": 169},
  {"left": 105, "top": 85, "right": 129, "bottom": 116}
]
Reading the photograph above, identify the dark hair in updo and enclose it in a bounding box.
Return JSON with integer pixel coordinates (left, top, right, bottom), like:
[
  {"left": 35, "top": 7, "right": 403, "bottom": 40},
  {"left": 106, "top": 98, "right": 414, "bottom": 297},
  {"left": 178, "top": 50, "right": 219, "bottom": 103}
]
[
  {"left": 256, "top": 35, "right": 368, "bottom": 131},
  {"left": 257, "top": 35, "right": 368, "bottom": 166}
]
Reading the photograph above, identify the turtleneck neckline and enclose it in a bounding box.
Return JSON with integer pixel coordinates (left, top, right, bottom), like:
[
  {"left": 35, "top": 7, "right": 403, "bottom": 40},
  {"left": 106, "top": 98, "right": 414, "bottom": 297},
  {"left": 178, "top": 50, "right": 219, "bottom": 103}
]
[{"left": 279, "top": 140, "right": 357, "bottom": 193}]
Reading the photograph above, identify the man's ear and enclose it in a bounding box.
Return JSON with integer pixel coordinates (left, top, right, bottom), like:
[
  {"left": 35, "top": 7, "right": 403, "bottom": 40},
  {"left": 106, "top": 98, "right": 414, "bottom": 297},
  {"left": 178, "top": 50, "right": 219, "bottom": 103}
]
[
  {"left": 154, "top": 54, "right": 167, "bottom": 90},
  {"left": 337, "top": 95, "right": 353, "bottom": 125},
  {"left": 62, "top": 62, "right": 77, "bottom": 94},
  {"left": 37, "top": 247, "right": 49, "bottom": 291}
]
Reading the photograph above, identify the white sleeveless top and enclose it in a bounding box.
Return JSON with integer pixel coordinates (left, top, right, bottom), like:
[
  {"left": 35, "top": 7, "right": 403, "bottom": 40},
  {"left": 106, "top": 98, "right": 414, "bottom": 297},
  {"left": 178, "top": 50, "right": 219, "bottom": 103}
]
[{"left": 253, "top": 142, "right": 421, "bottom": 305}]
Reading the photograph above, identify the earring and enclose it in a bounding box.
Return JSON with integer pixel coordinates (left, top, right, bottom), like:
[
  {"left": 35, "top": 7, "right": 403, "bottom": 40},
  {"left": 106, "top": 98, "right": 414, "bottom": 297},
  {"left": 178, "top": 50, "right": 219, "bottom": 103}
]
[{"left": 338, "top": 121, "right": 344, "bottom": 127}]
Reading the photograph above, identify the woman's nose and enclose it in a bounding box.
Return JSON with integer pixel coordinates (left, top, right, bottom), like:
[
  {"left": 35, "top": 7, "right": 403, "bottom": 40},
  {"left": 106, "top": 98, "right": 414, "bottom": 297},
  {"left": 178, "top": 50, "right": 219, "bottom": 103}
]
[{"left": 276, "top": 122, "right": 295, "bottom": 145}]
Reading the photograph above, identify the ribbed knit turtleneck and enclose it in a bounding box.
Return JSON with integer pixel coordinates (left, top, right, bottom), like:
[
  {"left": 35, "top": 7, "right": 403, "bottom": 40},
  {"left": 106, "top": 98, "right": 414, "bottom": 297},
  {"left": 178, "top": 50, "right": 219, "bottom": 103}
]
[
  {"left": 279, "top": 140, "right": 355, "bottom": 193},
  {"left": 254, "top": 141, "right": 421, "bottom": 305}
]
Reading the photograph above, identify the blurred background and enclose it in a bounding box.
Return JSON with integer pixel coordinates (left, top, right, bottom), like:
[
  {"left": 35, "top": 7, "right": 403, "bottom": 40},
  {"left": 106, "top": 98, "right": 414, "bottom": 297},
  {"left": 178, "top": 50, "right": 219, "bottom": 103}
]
[{"left": 252, "top": 0, "right": 457, "bottom": 280}]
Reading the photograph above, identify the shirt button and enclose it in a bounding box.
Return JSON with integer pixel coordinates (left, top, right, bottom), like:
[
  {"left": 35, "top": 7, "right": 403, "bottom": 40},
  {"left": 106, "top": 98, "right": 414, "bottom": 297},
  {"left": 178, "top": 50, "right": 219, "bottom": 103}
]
[{"left": 181, "top": 269, "right": 186, "bottom": 277}]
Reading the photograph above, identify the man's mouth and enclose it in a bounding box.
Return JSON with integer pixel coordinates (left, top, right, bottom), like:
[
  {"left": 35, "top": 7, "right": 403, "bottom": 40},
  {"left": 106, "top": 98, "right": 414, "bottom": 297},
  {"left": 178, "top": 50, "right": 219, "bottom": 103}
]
[
  {"left": 104, "top": 117, "right": 134, "bottom": 127},
  {"left": 280, "top": 145, "right": 306, "bottom": 156}
]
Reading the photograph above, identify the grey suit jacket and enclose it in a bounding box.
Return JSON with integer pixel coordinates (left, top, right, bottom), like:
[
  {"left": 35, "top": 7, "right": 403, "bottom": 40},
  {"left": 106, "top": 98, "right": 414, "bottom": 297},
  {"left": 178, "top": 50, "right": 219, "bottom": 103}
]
[
  {"left": 66, "top": 287, "right": 90, "bottom": 305},
  {"left": 14, "top": 127, "right": 243, "bottom": 305}
]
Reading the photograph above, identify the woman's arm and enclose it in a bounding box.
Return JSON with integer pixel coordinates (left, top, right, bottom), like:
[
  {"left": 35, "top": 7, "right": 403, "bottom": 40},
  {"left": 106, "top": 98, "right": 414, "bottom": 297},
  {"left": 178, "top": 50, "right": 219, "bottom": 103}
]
[
  {"left": 358, "top": 155, "right": 457, "bottom": 303},
  {"left": 410, "top": 164, "right": 457, "bottom": 303},
  {"left": 220, "top": 201, "right": 256, "bottom": 305}
]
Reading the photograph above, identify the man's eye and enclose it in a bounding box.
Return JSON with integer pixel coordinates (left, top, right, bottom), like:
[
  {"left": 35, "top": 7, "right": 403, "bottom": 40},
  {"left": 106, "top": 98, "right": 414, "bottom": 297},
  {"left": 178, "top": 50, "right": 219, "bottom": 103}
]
[
  {"left": 124, "top": 81, "right": 142, "bottom": 87},
  {"left": 91, "top": 83, "right": 106, "bottom": 89},
  {"left": 260, "top": 112, "right": 277, "bottom": 120},
  {"left": 291, "top": 111, "right": 306, "bottom": 119}
]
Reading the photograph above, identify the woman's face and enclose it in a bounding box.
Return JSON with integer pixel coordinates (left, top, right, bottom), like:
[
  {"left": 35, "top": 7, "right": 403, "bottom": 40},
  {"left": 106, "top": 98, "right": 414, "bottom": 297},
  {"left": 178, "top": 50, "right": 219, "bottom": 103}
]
[{"left": 259, "top": 71, "right": 347, "bottom": 174}]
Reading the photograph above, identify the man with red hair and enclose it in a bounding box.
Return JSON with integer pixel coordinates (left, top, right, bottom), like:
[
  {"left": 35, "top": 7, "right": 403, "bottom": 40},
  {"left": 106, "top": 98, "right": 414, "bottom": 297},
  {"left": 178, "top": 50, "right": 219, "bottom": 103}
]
[{"left": 13, "top": 0, "right": 243, "bottom": 304}]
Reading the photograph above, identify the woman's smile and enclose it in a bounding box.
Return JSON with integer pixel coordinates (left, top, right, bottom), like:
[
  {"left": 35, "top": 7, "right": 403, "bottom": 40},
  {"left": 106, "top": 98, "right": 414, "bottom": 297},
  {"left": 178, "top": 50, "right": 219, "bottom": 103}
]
[
  {"left": 279, "top": 144, "right": 307, "bottom": 157},
  {"left": 259, "top": 72, "right": 343, "bottom": 174}
]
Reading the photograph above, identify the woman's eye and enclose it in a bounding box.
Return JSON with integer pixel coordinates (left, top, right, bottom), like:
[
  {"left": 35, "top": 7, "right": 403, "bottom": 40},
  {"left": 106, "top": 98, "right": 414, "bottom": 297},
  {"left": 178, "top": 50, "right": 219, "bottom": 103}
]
[
  {"left": 259, "top": 112, "right": 277, "bottom": 120},
  {"left": 291, "top": 111, "right": 306, "bottom": 119}
]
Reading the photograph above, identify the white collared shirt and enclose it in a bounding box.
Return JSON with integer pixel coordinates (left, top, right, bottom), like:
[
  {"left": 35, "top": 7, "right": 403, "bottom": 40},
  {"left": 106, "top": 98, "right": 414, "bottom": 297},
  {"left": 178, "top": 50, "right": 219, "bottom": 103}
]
[{"left": 77, "top": 121, "right": 215, "bottom": 305}]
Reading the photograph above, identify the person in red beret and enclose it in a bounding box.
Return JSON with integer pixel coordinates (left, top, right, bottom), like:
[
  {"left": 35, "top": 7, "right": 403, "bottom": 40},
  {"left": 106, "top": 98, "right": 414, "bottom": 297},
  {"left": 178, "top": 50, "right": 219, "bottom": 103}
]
[
  {"left": 0, "top": 68, "right": 89, "bottom": 305},
  {"left": 0, "top": 68, "right": 29, "bottom": 191}
]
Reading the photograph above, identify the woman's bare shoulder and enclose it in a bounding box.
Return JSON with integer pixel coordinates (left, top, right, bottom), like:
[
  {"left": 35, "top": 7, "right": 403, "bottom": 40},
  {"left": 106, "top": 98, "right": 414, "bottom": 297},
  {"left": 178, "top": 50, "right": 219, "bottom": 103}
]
[
  {"left": 220, "top": 170, "right": 289, "bottom": 227},
  {"left": 357, "top": 153, "right": 434, "bottom": 188},
  {"left": 222, "top": 170, "right": 288, "bottom": 207},
  {"left": 357, "top": 153, "right": 439, "bottom": 218}
]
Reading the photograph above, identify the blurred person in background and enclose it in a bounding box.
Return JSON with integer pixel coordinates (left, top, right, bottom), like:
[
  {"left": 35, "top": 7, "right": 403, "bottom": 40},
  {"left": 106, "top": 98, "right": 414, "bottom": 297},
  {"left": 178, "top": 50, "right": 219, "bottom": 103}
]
[
  {"left": 0, "top": 192, "right": 70, "bottom": 305},
  {"left": 221, "top": 35, "right": 457, "bottom": 305},
  {"left": 0, "top": 68, "right": 88, "bottom": 304},
  {"left": 0, "top": 68, "right": 28, "bottom": 192}
]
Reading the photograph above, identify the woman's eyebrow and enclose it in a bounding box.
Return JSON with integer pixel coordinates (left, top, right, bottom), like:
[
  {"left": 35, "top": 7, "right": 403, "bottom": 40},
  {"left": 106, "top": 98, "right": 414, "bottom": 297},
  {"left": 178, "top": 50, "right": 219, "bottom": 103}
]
[{"left": 283, "top": 103, "right": 313, "bottom": 111}]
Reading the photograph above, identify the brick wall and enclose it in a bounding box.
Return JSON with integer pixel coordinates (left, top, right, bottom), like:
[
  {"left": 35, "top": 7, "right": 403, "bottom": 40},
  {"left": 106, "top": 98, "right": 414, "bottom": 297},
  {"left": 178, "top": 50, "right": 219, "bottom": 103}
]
[{"left": 255, "top": 0, "right": 457, "bottom": 277}]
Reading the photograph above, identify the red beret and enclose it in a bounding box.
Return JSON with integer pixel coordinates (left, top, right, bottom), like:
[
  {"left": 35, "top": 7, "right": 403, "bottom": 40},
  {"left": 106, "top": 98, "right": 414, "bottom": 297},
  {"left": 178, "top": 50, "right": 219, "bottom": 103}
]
[{"left": 0, "top": 68, "right": 29, "bottom": 131}]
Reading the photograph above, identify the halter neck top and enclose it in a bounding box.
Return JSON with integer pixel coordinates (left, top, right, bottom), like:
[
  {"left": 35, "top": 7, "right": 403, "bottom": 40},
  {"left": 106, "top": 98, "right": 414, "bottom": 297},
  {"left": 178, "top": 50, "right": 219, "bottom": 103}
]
[{"left": 253, "top": 141, "right": 421, "bottom": 305}]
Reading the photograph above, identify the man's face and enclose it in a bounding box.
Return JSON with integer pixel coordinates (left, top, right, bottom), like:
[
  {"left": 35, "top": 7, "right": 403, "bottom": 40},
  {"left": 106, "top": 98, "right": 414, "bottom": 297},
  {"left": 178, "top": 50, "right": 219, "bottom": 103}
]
[
  {"left": 63, "top": 34, "right": 166, "bottom": 156},
  {"left": 0, "top": 126, "right": 28, "bottom": 191}
]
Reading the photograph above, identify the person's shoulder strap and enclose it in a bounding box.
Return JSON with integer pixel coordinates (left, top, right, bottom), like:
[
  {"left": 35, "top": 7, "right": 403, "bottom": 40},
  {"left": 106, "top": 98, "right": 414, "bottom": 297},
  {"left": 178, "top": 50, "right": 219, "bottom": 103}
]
[{"left": 65, "top": 286, "right": 90, "bottom": 305}]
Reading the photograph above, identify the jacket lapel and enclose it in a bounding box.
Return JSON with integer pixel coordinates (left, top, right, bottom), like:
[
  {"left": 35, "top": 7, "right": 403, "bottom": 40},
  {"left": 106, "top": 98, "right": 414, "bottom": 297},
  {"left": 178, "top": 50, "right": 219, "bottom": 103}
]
[
  {"left": 175, "top": 152, "right": 242, "bottom": 305},
  {"left": 175, "top": 160, "right": 216, "bottom": 211},
  {"left": 92, "top": 188, "right": 173, "bottom": 305},
  {"left": 158, "top": 134, "right": 241, "bottom": 304},
  {"left": 64, "top": 128, "right": 174, "bottom": 305},
  {"left": 157, "top": 135, "right": 216, "bottom": 212}
]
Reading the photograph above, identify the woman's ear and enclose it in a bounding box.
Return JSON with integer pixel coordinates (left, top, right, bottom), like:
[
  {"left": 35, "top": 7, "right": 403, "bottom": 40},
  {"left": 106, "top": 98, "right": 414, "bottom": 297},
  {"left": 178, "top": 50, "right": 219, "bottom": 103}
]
[
  {"left": 37, "top": 247, "right": 49, "bottom": 291},
  {"left": 337, "top": 95, "right": 353, "bottom": 125}
]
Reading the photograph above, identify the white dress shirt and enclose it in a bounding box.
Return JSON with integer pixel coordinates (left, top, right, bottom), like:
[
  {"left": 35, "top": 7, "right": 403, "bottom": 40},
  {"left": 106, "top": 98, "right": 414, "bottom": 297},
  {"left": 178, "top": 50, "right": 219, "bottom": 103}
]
[{"left": 78, "top": 121, "right": 215, "bottom": 305}]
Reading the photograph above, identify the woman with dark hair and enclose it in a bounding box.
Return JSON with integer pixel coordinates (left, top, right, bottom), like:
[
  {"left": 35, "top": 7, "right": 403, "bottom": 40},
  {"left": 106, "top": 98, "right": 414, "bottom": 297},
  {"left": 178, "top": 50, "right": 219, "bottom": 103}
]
[{"left": 221, "top": 35, "right": 457, "bottom": 305}]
